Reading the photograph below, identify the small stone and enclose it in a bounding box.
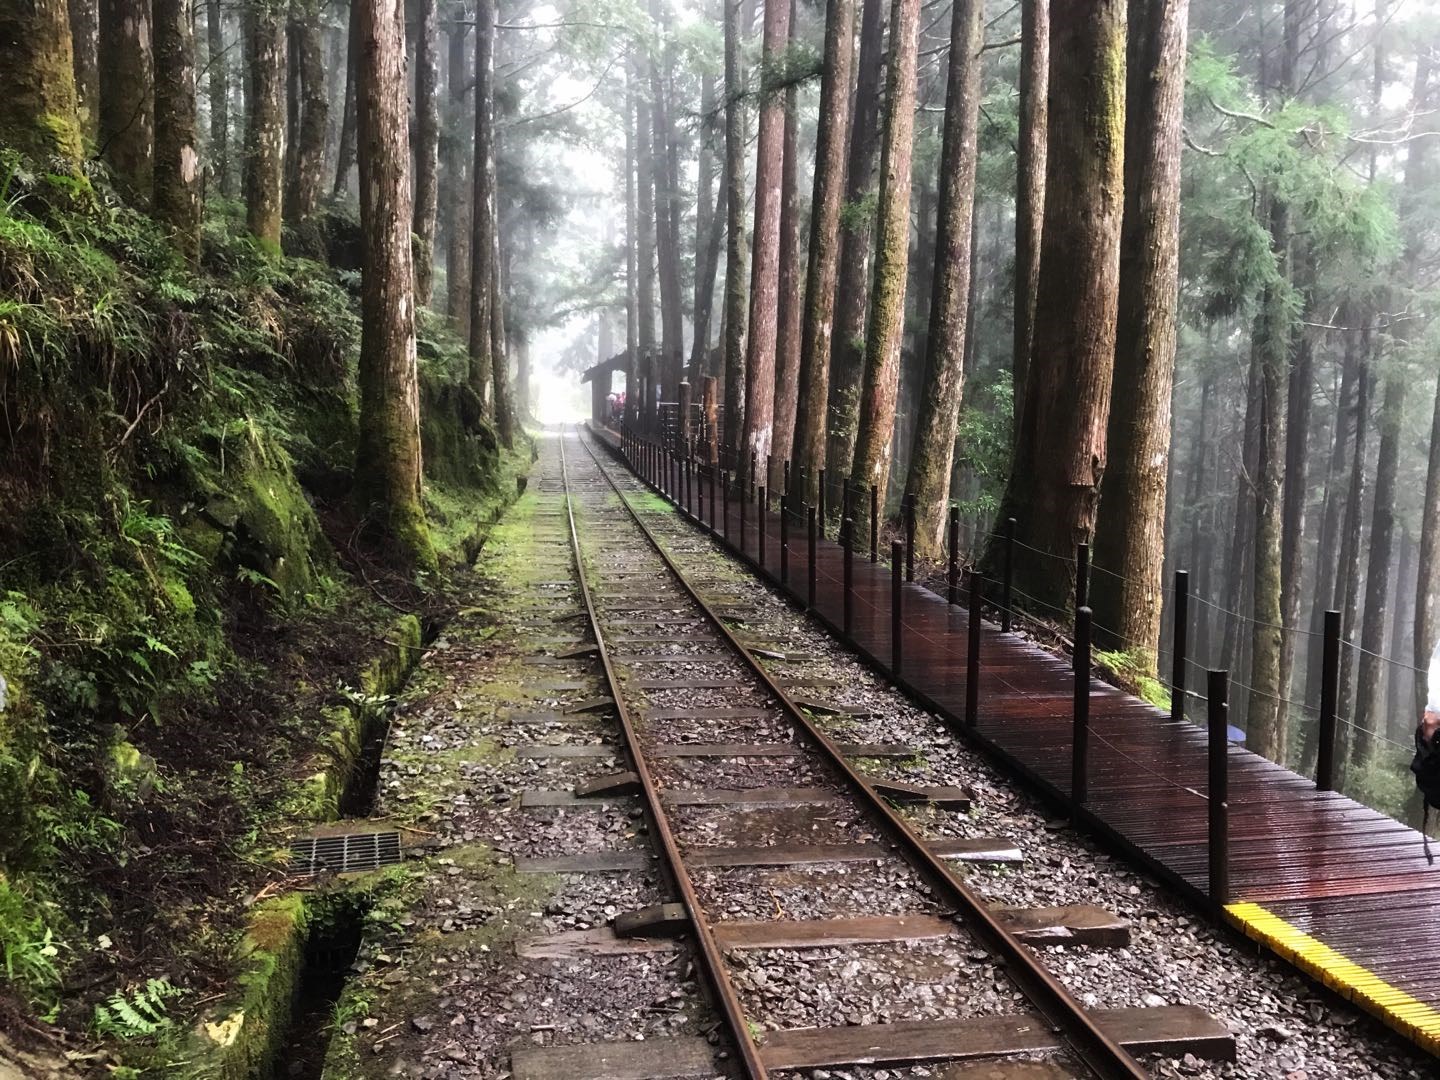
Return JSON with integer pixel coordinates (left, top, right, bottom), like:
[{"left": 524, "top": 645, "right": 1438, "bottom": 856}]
[
  {"left": 411, "top": 1016, "right": 435, "bottom": 1034},
  {"left": 1260, "top": 1023, "right": 1295, "bottom": 1043},
  {"left": 1141, "top": 992, "right": 1166, "bottom": 1008}
]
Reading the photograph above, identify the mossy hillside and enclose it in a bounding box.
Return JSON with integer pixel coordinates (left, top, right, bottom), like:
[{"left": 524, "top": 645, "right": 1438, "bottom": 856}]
[{"left": 0, "top": 153, "right": 520, "bottom": 1047}]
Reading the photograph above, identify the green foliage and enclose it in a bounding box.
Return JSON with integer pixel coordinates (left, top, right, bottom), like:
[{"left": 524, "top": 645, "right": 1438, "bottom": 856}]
[
  {"left": 953, "top": 372, "right": 1014, "bottom": 520},
  {"left": 93, "top": 977, "right": 189, "bottom": 1039},
  {"left": 0, "top": 877, "right": 62, "bottom": 1013},
  {"left": 840, "top": 192, "right": 878, "bottom": 236}
]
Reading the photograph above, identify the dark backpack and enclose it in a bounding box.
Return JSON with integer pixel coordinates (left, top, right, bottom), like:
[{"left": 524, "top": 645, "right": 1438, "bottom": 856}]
[{"left": 1412, "top": 725, "right": 1440, "bottom": 863}]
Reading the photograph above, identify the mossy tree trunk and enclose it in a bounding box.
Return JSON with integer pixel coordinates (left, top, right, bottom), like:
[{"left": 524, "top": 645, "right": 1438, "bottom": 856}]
[
  {"left": 244, "top": 2, "right": 285, "bottom": 248},
  {"left": 412, "top": 0, "right": 440, "bottom": 305},
  {"left": 332, "top": 8, "right": 357, "bottom": 197},
  {"left": 635, "top": 53, "right": 660, "bottom": 432},
  {"left": 847, "top": 0, "right": 921, "bottom": 502},
  {"left": 1011, "top": 0, "right": 1047, "bottom": 402},
  {"left": 791, "top": 0, "right": 855, "bottom": 506},
  {"left": 690, "top": 67, "right": 718, "bottom": 380},
  {"left": 355, "top": 0, "right": 436, "bottom": 572},
  {"left": 901, "top": 0, "right": 982, "bottom": 557},
  {"left": 443, "top": 5, "right": 472, "bottom": 339},
  {"left": 983, "top": 0, "right": 1125, "bottom": 612},
  {"left": 489, "top": 125, "right": 514, "bottom": 447},
  {"left": 1090, "top": 0, "right": 1188, "bottom": 669},
  {"left": 99, "top": 0, "right": 154, "bottom": 202},
  {"left": 0, "top": 0, "right": 84, "bottom": 169},
  {"left": 205, "top": 0, "right": 231, "bottom": 197},
  {"left": 770, "top": 0, "right": 803, "bottom": 487},
  {"left": 69, "top": 0, "right": 99, "bottom": 141},
  {"left": 624, "top": 69, "right": 639, "bottom": 424},
  {"left": 290, "top": 2, "right": 328, "bottom": 221},
  {"left": 741, "top": 0, "right": 792, "bottom": 484},
  {"left": 720, "top": 0, "right": 749, "bottom": 454},
  {"left": 649, "top": 0, "right": 685, "bottom": 405},
  {"left": 822, "top": 0, "right": 884, "bottom": 488},
  {"left": 153, "top": 0, "right": 202, "bottom": 260},
  {"left": 467, "top": 0, "right": 496, "bottom": 412}
]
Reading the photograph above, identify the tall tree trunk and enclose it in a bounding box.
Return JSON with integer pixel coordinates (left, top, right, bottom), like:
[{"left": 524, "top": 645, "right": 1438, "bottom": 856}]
[
  {"left": 153, "top": 0, "right": 201, "bottom": 259},
  {"left": 69, "top": 0, "right": 99, "bottom": 141},
  {"left": 791, "top": 0, "right": 856, "bottom": 506},
  {"left": 1352, "top": 366, "right": 1404, "bottom": 766},
  {"left": 411, "top": 0, "right": 440, "bottom": 304},
  {"left": 1419, "top": 378, "right": 1440, "bottom": 712},
  {"left": 205, "top": 0, "right": 230, "bottom": 196},
  {"left": 741, "top": 0, "right": 793, "bottom": 483},
  {"left": 490, "top": 210, "right": 514, "bottom": 442},
  {"left": 624, "top": 73, "right": 640, "bottom": 425},
  {"left": 289, "top": 2, "right": 327, "bottom": 221},
  {"left": 690, "top": 69, "right": 718, "bottom": 380},
  {"left": 770, "top": 0, "right": 803, "bottom": 485},
  {"left": 823, "top": 0, "right": 885, "bottom": 485},
  {"left": 333, "top": 9, "right": 358, "bottom": 197},
  {"left": 634, "top": 57, "right": 660, "bottom": 432},
  {"left": 243, "top": 5, "right": 285, "bottom": 247},
  {"left": 901, "top": 0, "right": 983, "bottom": 555},
  {"left": 1, "top": 0, "right": 84, "bottom": 168},
  {"left": 847, "top": 0, "right": 921, "bottom": 502},
  {"left": 1012, "top": 0, "right": 1048, "bottom": 402},
  {"left": 468, "top": 0, "right": 497, "bottom": 415},
  {"left": 443, "top": 7, "right": 471, "bottom": 338},
  {"left": 1091, "top": 0, "right": 1188, "bottom": 666},
  {"left": 354, "top": 0, "right": 435, "bottom": 571},
  {"left": 515, "top": 333, "right": 532, "bottom": 424},
  {"left": 98, "top": 0, "right": 154, "bottom": 203},
  {"left": 720, "top": 0, "right": 749, "bottom": 454},
  {"left": 1336, "top": 343, "right": 1372, "bottom": 729},
  {"left": 649, "top": 0, "right": 685, "bottom": 405},
  {"left": 984, "top": 0, "right": 1125, "bottom": 610}
]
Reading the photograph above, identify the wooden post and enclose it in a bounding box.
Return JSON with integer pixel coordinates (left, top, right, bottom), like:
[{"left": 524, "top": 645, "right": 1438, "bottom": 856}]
[
  {"left": 709, "top": 464, "right": 717, "bottom": 532},
  {"left": 1317, "top": 610, "right": 1341, "bottom": 792},
  {"left": 1076, "top": 542, "right": 1090, "bottom": 609},
  {"left": 807, "top": 504, "right": 817, "bottom": 609},
  {"left": 702, "top": 376, "right": 719, "bottom": 464},
  {"left": 723, "top": 468, "right": 731, "bottom": 539},
  {"left": 967, "top": 575, "right": 984, "bottom": 728},
  {"left": 904, "top": 494, "right": 915, "bottom": 582},
  {"left": 948, "top": 507, "right": 960, "bottom": 605},
  {"left": 1171, "top": 570, "right": 1189, "bottom": 723},
  {"left": 678, "top": 380, "right": 692, "bottom": 448},
  {"left": 739, "top": 478, "right": 747, "bottom": 555},
  {"left": 780, "top": 496, "right": 790, "bottom": 586},
  {"left": 843, "top": 517, "right": 854, "bottom": 637},
  {"left": 1002, "top": 517, "right": 1016, "bottom": 632},
  {"left": 1072, "top": 605, "right": 1092, "bottom": 806},
  {"left": 758, "top": 487, "right": 767, "bottom": 570},
  {"left": 818, "top": 467, "right": 827, "bottom": 540},
  {"left": 871, "top": 484, "right": 879, "bottom": 563},
  {"left": 1208, "top": 670, "right": 1230, "bottom": 906},
  {"left": 891, "top": 540, "right": 904, "bottom": 675}
]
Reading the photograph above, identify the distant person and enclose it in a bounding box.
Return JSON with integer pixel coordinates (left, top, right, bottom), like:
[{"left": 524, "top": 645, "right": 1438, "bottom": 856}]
[{"left": 1412, "top": 640, "right": 1440, "bottom": 860}]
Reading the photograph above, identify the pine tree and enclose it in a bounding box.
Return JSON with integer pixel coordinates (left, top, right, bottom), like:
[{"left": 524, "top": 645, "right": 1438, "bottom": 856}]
[
  {"left": 0, "top": 0, "right": 85, "bottom": 169},
  {"left": 153, "top": 0, "right": 202, "bottom": 259}
]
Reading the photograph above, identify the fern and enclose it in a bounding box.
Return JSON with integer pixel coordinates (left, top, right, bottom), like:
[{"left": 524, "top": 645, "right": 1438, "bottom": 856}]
[{"left": 93, "top": 977, "right": 188, "bottom": 1039}]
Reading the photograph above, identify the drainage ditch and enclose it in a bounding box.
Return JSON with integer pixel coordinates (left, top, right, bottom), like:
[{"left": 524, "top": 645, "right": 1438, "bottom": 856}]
[{"left": 273, "top": 896, "right": 368, "bottom": 1080}]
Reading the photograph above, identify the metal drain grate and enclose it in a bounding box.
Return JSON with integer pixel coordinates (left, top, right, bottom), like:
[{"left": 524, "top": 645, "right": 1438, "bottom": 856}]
[{"left": 290, "top": 831, "right": 402, "bottom": 876}]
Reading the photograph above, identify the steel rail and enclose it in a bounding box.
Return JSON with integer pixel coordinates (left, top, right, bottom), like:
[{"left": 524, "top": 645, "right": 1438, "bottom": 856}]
[
  {"left": 579, "top": 425, "right": 1152, "bottom": 1080},
  {"left": 556, "top": 430, "right": 771, "bottom": 1079}
]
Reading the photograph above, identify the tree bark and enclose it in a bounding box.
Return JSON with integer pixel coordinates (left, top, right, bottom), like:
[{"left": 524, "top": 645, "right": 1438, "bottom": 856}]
[
  {"left": 99, "top": 0, "right": 154, "bottom": 203},
  {"left": 741, "top": 0, "right": 793, "bottom": 483},
  {"left": 354, "top": 0, "right": 435, "bottom": 571},
  {"left": 624, "top": 72, "right": 639, "bottom": 425},
  {"left": 721, "top": 0, "right": 749, "bottom": 454},
  {"left": 442, "top": 6, "right": 472, "bottom": 338},
  {"left": 205, "top": 0, "right": 231, "bottom": 196},
  {"left": 901, "top": 0, "right": 983, "bottom": 556},
  {"left": 243, "top": 4, "right": 285, "bottom": 247},
  {"left": 490, "top": 209, "right": 515, "bottom": 442},
  {"left": 411, "top": 0, "right": 439, "bottom": 304},
  {"left": 468, "top": 0, "right": 497, "bottom": 415},
  {"left": 634, "top": 56, "right": 659, "bottom": 431},
  {"left": 823, "top": 0, "right": 885, "bottom": 485},
  {"left": 1336, "top": 342, "right": 1372, "bottom": 728},
  {"left": 846, "top": 0, "right": 921, "bottom": 502},
  {"left": 770, "top": 0, "right": 803, "bottom": 485},
  {"left": 153, "top": 0, "right": 202, "bottom": 260},
  {"left": 791, "top": 0, "right": 855, "bottom": 507},
  {"left": 333, "top": 9, "right": 358, "bottom": 197},
  {"left": 1011, "top": 0, "right": 1048, "bottom": 402},
  {"left": 290, "top": 2, "right": 327, "bottom": 221},
  {"left": 1091, "top": 0, "right": 1188, "bottom": 667},
  {"left": 0, "top": 0, "right": 84, "bottom": 169},
  {"left": 691, "top": 69, "right": 717, "bottom": 380},
  {"left": 649, "top": 0, "right": 685, "bottom": 404},
  {"left": 69, "top": 0, "right": 99, "bottom": 141},
  {"left": 983, "top": 0, "right": 1125, "bottom": 612}
]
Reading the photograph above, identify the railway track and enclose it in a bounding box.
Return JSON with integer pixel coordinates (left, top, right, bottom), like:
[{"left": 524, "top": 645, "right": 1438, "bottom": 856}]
[{"left": 496, "top": 425, "right": 1235, "bottom": 1079}]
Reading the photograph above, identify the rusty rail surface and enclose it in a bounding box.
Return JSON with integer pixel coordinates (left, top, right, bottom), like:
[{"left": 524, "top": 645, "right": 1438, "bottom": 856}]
[{"left": 573, "top": 425, "right": 1152, "bottom": 1080}]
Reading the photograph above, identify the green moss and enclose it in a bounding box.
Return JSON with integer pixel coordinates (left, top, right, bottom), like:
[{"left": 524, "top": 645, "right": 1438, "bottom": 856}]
[{"left": 1095, "top": 648, "right": 1171, "bottom": 712}]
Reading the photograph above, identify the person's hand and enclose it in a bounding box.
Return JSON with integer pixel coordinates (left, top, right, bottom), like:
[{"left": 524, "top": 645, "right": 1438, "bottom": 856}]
[{"left": 1423, "top": 708, "right": 1440, "bottom": 739}]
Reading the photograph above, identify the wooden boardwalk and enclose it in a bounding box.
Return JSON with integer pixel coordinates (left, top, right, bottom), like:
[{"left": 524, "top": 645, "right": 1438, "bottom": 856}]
[{"left": 593, "top": 424, "right": 1440, "bottom": 1058}]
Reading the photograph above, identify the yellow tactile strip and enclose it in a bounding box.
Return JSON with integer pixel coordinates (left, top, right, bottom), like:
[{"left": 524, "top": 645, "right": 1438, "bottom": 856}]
[{"left": 1226, "top": 901, "right": 1440, "bottom": 1055}]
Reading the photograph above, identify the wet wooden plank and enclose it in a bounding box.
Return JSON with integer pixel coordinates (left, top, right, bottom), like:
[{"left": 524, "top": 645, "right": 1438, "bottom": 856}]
[
  {"left": 663, "top": 787, "right": 845, "bottom": 808},
  {"left": 516, "top": 927, "right": 678, "bottom": 959},
  {"left": 758, "top": 1005, "right": 1234, "bottom": 1069},
  {"left": 994, "top": 904, "right": 1130, "bottom": 947},
  {"left": 510, "top": 1035, "right": 717, "bottom": 1079}
]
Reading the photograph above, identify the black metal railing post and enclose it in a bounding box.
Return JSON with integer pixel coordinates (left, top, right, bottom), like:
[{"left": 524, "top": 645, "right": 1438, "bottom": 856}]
[
  {"left": 709, "top": 464, "right": 717, "bottom": 532},
  {"left": 871, "top": 484, "right": 880, "bottom": 563},
  {"left": 966, "top": 575, "right": 984, "bottom": 728},
  {"left": 739, "top": 478, "right": 747, "bottom": 556},
  {"left": 1207, "top": 669, "right": 1230, "bottom": 906},
  {"left": 1317, "top": 610, "right": 1341, "bottom": 791},
  {"left": 843, "top": 517, "right": 855, "bottom": 637},
  {"left": 807, "top": 504, "right": 817, "bottom": 610},
  {"left": 784, "top": 459, "right": 791, "bottom": 500},
  {"left": 1171, "top": 570, "right": 1189, "bottom": 723},
  {"left": 1002, "top": 517, "right": 1016, "bottom": 632},
  {"left": 904, "top": 494, "right": 915, "bottom": 582},
  {"left": 723, "top": 469, "right": 731, "bottom": 540},
  {"left": 780, "top": 496, "right": 790, "bottom": 586},
  {"left": 749, "top": 450, "right": 757, "bottom": 503},
  {"left": 892, "top": 540, "right": 904, "bottom": 675},
  {"left": 758, "top": 486, "right": 767, "bottom": 570},
  {"left": 818, "top": 467, "right": 827, "bottom": 540},
  {"left": 1072, "top": 605, "right": 1092, "bottom": 806},
  {"left": 948, "top": 506, "right": 960, "bottom": 605},
  {"left": 1076, "top": 542, "right": 1090, "bottom": 609}
]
